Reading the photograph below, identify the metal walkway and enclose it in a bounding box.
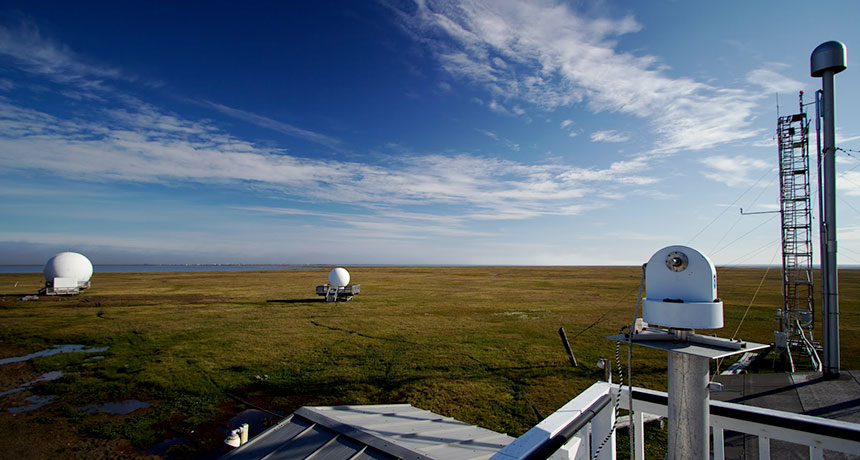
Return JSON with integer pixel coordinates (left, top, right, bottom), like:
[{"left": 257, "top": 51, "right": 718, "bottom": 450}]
[{"left": 712, "top": 370, "right": 860, "bottom": 458}]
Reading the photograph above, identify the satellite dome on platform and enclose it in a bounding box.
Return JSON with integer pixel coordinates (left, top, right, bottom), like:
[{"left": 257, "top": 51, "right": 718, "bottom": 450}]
[
  {"left": 642, "top": 245, "right": 723, "bottom": 329},
  {"left": 328, "top": 268, "right": 350, "bottom": 288},
  {"left": 43, "top": 252, "right": 93, "bottom": 286}
]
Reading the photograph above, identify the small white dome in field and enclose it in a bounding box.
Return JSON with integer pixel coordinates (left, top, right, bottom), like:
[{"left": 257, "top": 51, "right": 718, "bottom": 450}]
[
  {"left": 328, "top": 267, "right": 350, "bottom": 288},
  {"left": 43, "top": 252, "right": 93, "bottom": 284}
]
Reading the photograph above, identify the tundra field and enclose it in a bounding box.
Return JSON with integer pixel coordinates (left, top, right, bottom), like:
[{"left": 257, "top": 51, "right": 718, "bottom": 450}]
[{"left": 0, "top": 266, "right": 858, "bottom": 459}]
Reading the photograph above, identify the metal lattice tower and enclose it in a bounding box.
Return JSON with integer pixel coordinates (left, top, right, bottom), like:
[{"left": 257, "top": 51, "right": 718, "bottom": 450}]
[{"left": 776, "top": 94, "right": 816, "bottom": 358}]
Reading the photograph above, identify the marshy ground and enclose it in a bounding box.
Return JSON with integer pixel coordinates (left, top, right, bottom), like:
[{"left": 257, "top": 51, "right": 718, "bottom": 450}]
[{"left": 1, "top": 266, "right": 858, "bottom": 459}]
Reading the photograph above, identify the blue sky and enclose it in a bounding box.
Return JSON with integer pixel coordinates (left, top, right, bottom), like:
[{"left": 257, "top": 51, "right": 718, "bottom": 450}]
[{"left": 0, "top": 0, "right": 858, "bottom": 266}]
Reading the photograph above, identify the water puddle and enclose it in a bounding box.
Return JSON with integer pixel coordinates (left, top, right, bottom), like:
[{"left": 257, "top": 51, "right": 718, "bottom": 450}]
[
  {"left": 79, "top": 399, "right": 151, "bottom": 415},
  {"left": 0, "top": 387, "right": 24, "bottom": 398},
  {"left": 0, "top": 371, "right": 64, "bottom": 398},
  {"left": 0, "top": 345, "right": 109, "bottom": 365},
  {"left": 146, "top": 437, "right": 191, "bottom": 457},
  {"left": 8, "top": 395, "right": 56, "bottom": 413},
  {"left": 32, "top": 370, "right": 64, "bottom": 382}
]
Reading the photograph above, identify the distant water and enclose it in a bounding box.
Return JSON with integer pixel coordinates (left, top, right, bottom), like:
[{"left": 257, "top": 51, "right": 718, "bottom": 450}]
[
  {"left": 0, "top": 345, "right": 110, "bottom": 364},
  {"left": 0, "top": 265, "right": 322, "bottom": 274}
]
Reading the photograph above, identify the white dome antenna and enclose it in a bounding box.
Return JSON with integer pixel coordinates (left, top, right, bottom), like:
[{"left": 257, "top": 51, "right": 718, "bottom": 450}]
[
  {"left": 642, "top": 245, "right": 723, "bottom": 330},
  {"left": 42, "top": 252, "right": 93, "bottom": 295},
  {"left": 315, "top": 267, "right": 360, "bottom": 303},
  {"left": 328, "top": 268, "right": 350, "bottom": 288}
]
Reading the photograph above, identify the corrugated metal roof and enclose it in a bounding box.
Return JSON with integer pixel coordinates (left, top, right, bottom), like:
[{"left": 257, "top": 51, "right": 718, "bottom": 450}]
[{"left": 220, "top": 404, "right": 514, "bottom": 460}]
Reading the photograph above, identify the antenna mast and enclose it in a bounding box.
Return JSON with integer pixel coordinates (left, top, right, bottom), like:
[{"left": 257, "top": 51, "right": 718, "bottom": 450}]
[{"left": 811, "top": 40, "right": 847, "bottom": 378}]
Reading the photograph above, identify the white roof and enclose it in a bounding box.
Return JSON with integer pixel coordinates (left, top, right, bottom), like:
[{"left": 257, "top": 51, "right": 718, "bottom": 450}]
[{"left": 221, "top": 403, "right": 514, "bottom": 460}]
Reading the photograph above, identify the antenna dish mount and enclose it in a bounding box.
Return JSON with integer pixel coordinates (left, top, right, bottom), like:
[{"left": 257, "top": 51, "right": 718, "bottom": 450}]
[{"left": 665, "top": 251, "right": 688, "bottom": 272}]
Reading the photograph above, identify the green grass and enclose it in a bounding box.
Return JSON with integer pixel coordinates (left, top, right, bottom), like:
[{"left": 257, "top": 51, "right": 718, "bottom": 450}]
[{"left": 0, "top": 266, "right": 858, "bottom": 458}]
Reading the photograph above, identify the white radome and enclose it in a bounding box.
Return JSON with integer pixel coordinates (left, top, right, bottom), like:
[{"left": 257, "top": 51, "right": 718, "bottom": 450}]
[
  {"left": 328, "top": 267, "right": 350, "bottom": 288},
  {"left": 43, "top": 252, "right": 93, "bottom": 285}
]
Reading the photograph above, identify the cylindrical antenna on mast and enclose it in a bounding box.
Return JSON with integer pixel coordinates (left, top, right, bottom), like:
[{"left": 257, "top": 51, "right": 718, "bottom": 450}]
[{"left": 810, "top": 40, "right": 846, "bottom": 379}]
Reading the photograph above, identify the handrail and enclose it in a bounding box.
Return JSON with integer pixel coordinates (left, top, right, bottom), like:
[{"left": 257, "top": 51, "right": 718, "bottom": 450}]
[
  {"left": 521, "top": 394, "right": 612, "bottom": 460},
  {"left": 496, "top": 382, "right": 860, "bottom": 460},
  {"left": 627, "top": 387, "right": 860, "bottom": 444},
  {"left": 624, "top": 386, "right": 860, "bottom": 460}
]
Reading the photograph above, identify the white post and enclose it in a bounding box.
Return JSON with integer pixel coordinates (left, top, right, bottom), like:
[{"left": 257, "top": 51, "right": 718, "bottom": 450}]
[
  {"left": 667, "top": 351, "right": 710, "bottom": 459},
  {"left": 591, "top": 401, "right": 615, "bottom": 460},
  {"left": 632, "top": 410, "right": 645, "bottom": 460},
  {"left": 713, "top": 424, "right": 725, "bottom": 460},
  {"left": 758, "top": 436, "right": 770, "bottom": 460},
  {"left": 810, "top": 445, "right": 824, "bottom": 460}
]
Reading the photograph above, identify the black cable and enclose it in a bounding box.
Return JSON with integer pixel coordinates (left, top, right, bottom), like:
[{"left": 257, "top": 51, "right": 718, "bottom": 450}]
[
  {"left": 224, "top": 392, "right": 286, "bottom": 419},
  {"left": 711, "top": 213, "right": 779, "bottom": 256},
  {"left": 687, "top": 168, "right": 774, "bottom": 244},
  {"left": 593, "top": 264, "right": 646, "bottom": 459},
  {"left": 592, "top": 328, "right": 624, "bottom": 459},
  {"left": 837, "top": 147, "right": 860, "bottom": 155}
]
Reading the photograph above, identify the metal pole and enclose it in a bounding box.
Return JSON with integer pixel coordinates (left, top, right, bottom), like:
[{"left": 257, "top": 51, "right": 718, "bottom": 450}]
[
  {"left": 811, "top": 41, "right": 846, "bottom": 378},
  {"left": 667, "top": 351, "right": 709, "bottom": 459},
  {"left": 815, "top": 90, "right": 827, "bottom": 344},
  {"left": 820, "top": 69, "right": 840, "bottom": 378},
  {"left": 558, "top": 327, "right": 578, "bottom": 367}
]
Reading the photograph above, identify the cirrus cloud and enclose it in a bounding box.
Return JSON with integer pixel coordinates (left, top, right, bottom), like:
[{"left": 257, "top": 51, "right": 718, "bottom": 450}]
[{"left": 392, "top": 0, "right": 762, "bottom": 153}]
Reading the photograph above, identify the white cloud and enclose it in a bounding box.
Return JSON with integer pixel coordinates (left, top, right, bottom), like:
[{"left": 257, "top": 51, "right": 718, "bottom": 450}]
[
  {"left": 603, "top": 231, "right": 670, "bottom": 241},
  {"left": 477, "top": 128, "right": 519, "bottom": 150},
  {"left": 839, "top": 226, "right": 860, "bottom": 241},
  {"left": 0, "top": 98, "right": 657, "bottom": 222},
  {"left": 0, "top": 231, "right": 209, "bottom": 254},
  {"left": 837, "top": 133, "right": 860, "bottom": 145},
  {"left": 700, "top": 155, "right": 771, "bottom": 186},
  {"left": 0, "top": 21, "right": 134, "bottom": 94},
  {"left": 477, "top": 128, "right": 499, "bottom": 140},
  {"left": 0, "top": 12, "right": 662, "bottom": 232},
  {"left": 560, "top": 119, "right": 573, "bottom": 128},
  {"left": 233, "top": 206, "right": 332, "bottom": 217},
  {"left": 237, "top": 206, "right": 494, "bottom": 238},
  {"left": 488, "top": 99, "right": 509, "bottom": 114},
  {"left": 751, "top": 136, "right": 776, "bottom": 148},
  {"left": 590, "top": 130, "right": 629, "bottom": 143},
  {"left": 746, "top": 68, "right": 804, "bottom": 94},
  {"left": 197, "top": 100, "right": 342, "bottom": 150},
  {"left": 394, "top": 0, "right": 761, "bottom": 153},
  {"left": 838, "top": 171, "right": 860, "bottom": 197},
  {"left": 558, "top": 156, "right": 656, "bottom": 186}
]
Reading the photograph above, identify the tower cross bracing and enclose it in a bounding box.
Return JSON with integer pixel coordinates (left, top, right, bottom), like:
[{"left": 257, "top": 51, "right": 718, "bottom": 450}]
[{"left": 777, "top": 108, "right": 816, "bottom": 353}]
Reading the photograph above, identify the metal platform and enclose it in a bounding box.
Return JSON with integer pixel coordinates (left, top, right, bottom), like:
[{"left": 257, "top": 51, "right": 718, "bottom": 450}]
[
  {"left": 712, "top": 370, "right": 860, "bottom": 459},
  {"left": 315, "top": 284, "right": 360, "bottom": 302},
  {"left": 712, "top": 370, "right": 860, "bottom": 424},
  {"left": 607, "top": 330, "right": 770, "bottom": 359}
]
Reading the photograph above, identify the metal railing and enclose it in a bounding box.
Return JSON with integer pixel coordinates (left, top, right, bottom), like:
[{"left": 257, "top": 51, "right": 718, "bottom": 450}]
[{"left": 492, "top": 382, "right": 860, "bottom": 460}]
